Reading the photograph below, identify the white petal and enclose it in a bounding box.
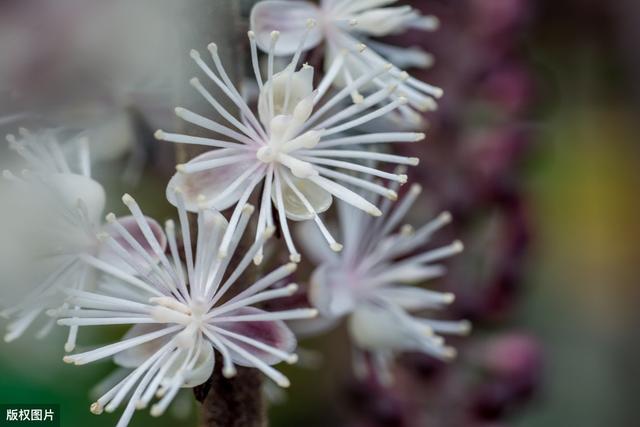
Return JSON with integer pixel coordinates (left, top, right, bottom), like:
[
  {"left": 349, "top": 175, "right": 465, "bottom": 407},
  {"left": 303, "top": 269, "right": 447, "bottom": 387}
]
[
  {"left": 273, "top": 175, "right": 332, "bottom": 221},
  {"left": 258, "top": 66, "right": 315, "bottom": 125},
  {"left": 288, "top": 315, "right": 341, "bottom": 338},
  {"left": 251, "top": 1, "right": 323, "bottom": 55},
  {"left": 98, "top": 215, "right": 167, "bottom": 275},
  {"left": 166, "top": 151, "right": 249, "bottom": 212},
  {"left": 183, "top": 342, "right": 215, "bottom": 387},
  {"left": 49, "top": 173, "right": 106, "bottom": 223},
  {"left": 113, "top": 324, "right": 171, "bottom": 368},
  {"left": 308, "top": 265, "right": 356, "bottom": 318},
  {"left": 348, "top": 303, "right": 418, "bottom": 352},
  {"left": 352, "top": 7, "right": 416, "bottom": 37}
]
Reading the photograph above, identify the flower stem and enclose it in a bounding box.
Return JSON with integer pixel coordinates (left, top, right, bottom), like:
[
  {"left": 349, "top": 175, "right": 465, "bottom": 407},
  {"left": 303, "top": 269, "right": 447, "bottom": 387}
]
[{"left": 195, "top": 355, "right": 267, "bottom": 427}]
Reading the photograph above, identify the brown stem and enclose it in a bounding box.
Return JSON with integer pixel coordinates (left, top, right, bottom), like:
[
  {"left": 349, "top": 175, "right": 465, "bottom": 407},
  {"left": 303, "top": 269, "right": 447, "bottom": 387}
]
[{"left": 195, "top": 355, "right": 267, "bottom": 427}]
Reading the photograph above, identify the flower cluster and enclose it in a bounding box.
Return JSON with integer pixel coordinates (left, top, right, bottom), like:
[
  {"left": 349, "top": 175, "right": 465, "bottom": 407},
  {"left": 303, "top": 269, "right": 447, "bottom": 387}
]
[
  {"left": 1, "top": 130, "right": 164, "bottom": 352},
  {"left": 297, "top": 184, "right": 470, "bottom": 382},
  {"left": 58, "top": 195, "right": 316, "bottom": 426},
  {"left": 0, "top": 1, "right": 477, "bottom": 426},
  {"left": 157, "top": 28, "right": 424, "bottom": 263}
]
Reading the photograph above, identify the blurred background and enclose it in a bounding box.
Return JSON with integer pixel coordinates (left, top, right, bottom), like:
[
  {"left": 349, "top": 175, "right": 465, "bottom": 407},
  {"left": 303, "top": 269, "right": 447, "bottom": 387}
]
[{"left": 0, "top": 0, "right": 638, "bottom": 426}]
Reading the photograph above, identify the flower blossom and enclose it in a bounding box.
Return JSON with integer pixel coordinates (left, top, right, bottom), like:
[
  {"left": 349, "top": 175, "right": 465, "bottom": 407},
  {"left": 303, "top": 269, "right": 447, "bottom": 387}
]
[
  {"left": 251, "top": 0, "right": 443, "bottom": 126},
  {"left": 298, "top": 182, "right": 471, "bottom": 381},
  {"left": 156, "top": 28, "right": 426, "bottom": 262},
  {"left": 57, "top": 193, "right": 317, "bottom": 427},
  {"left": 0, "top": 129, "right": 163, "bottom": 350}
]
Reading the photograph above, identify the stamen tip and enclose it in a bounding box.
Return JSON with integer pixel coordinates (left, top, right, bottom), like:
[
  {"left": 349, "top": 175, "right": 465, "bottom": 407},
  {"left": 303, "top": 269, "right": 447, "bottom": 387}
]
[
  {"left": 263, "top": 226, "right": 276, "bottom": 239},
  {"left": 154, "top": 129, "right": 165, "bottom": 140},
  {"left": 289, "top": 254, "right": 301, "bottom": 263},
  {"left": 64, "top": 342, "right": 75, "bottom": 353},
  {"left": 62, "top": 356, "right": 74, "bottom": 364},
  {"left": 440, "top": 211, "right": 453, "bottom": 223},
  {"left": 415, "top": 132, "right": 426, "bottom": 141},
  {"left": 189, "top": 49, "right": 200, "bottom": 59},
  {"left": 357, "top": 43, "right": 367, "bottom": 53},
  {"left": 460, "top": 320, "right": 473, "bottom": 335},
  {"left": 306, "top": 18, "right": 316, "bottom": 28},
  {"left": 223, "top": 366, "right": 237, "bottom": 378},
  {"left": 398, "top": 174, "right": 408, "bottom": 184},
  {"left": 248, "top": 30, "right": 255, "bottom": 39},
  {"left": 330, "top": 242, "right": 343, "bottom": 252},
  {"left": 176, "top": 164, "right": 186, "bottom": 173},
  {"left": 207, "top": 43, "right": 218, "bottom": 54},
  {"left": 270, "top": 30, "right": 280, "bottom": 40},
  {"left": 287, "top": 354, "right": 299, "bottom": 364},
  {"left": 443, "top": 346, "right": 458, "bottom": 359},
  {"left": 150, "top": 405, "right": 163, "bottom": 417},
  {"left": 105, "top": 212, "right": 117, "bottom": 223},
  {"left": 90, "top": 402, "right": 103, "bottom": 415},
  {"left": 121, "top": 193, "right": 135, "bottom": 206},
  {"left": 349, "top": 19, "right": 358, "bottom": 27},
  {"left": 174, "top": 107, "right": 186, "bottom": 117},
  {"left": 189, "top": 77, "right": 201, "bottom": 87},
  {"left": 400, "top": 224, "right": 414, "bottom": 236},
  {"left": 277, "top": 377, "right": 291, "bottom": 388},
  {"left": 369, "top": 207, "right": 383, "bottom": 217},
  {"left": 287, "top": 283, "right": 299, "bottom": 293},
  {"left": 409, "top": 157, "right": 420, "bottom": 166},
  {"left": 387, "top": 190, "right": 398, "bottom": 201},
  {"left": 452, "top": 240, "right": 464, "bottom": 253},
  {"left": 286, "top": 262, "right": 298, "bottom": 273},
  {"left": 443, "top": 293, "right": 456, "bottom": 304},
  {"left": 410, "top": 183, "right": 423, "bottom": 195},
  {"left": 242, "top": 204, "right": 256, "bottom": 215}
]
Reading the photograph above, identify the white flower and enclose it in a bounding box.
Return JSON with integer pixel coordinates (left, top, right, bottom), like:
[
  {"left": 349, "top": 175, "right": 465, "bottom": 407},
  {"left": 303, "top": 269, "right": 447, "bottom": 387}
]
[
  {"left": 155, "top": 30, "right": 425, "bottom": 262},
  {"left": 0, "top": 130, "right": 164, "bottom": 351},
  {"left": 251, "top": 0, "right": 443, "bottom": 127},
  {"left": 57, "top": 193, "right": 317, "bottom": 427},
  {"left": 298, "top": 183, "right": 471, "bottom": 381}
]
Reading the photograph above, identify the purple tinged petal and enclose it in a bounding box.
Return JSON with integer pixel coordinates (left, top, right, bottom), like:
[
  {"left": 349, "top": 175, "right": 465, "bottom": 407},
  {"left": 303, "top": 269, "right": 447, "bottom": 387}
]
[
  {"left": 250, "top": 1, "right": 323, "bottom": 55},
  {"left": 216, "top": 307, "right": 296, "bottom": 366}
]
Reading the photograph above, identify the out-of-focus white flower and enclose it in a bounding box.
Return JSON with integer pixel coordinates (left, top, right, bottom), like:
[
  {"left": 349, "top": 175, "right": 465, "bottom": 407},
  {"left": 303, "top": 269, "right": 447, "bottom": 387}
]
[
  {"left": 57, "top": 194, "right": 317, "bottom": 427},
  {"left": 298, "top": 182, "right": 471, "bottom": 382},
  {"left": 251, "top": 0, "right": 443, "bottom": 127},
  {"left": 0, "top": 130, "right": 163, "bottom": 350},
  {"left": 0, "top": 0, "right": 186, "bottom": 169},
  {"left": 156, "top": 28, "right": 425, "bottom": 262}
]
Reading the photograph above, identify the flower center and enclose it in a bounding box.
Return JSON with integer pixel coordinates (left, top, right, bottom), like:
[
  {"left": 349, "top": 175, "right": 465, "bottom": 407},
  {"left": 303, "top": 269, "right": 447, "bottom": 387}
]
[{"left": 256, "top": 145, "right": 279, "bottom": 164}]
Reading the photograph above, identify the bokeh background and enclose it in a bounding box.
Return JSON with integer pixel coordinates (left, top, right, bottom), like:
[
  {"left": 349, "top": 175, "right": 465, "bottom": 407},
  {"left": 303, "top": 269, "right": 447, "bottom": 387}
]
[{"left": 0, "top": 1, "right": 638, "bottom": 426}]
